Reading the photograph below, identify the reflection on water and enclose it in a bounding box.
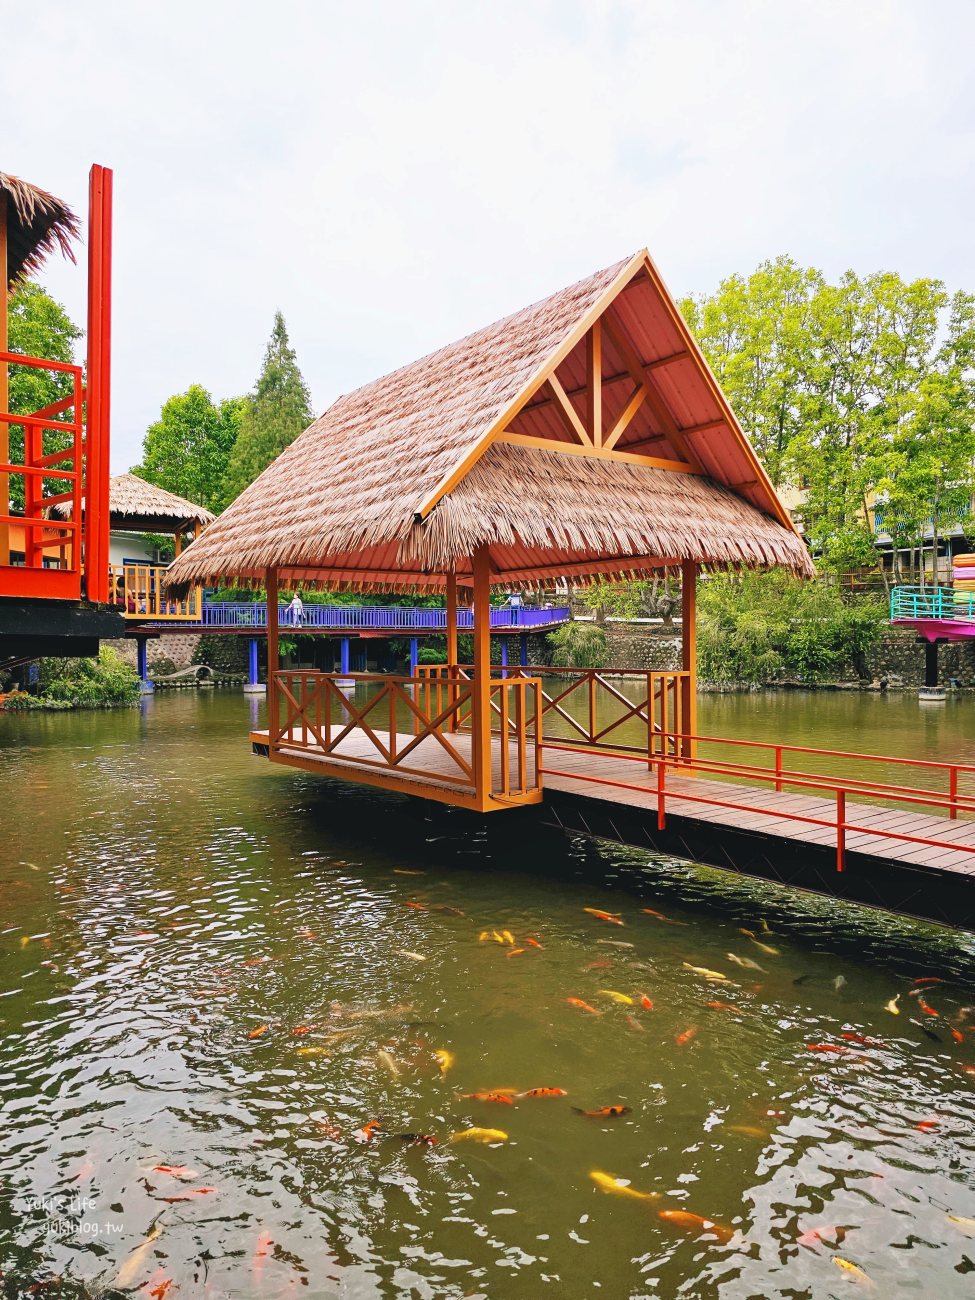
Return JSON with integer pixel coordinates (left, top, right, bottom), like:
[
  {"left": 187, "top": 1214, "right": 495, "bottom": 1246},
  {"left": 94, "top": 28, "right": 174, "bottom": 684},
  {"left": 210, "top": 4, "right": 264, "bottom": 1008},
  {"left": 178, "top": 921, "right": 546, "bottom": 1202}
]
[{"left": 0, "top": 690, "right": 973, "bottom": 1298}]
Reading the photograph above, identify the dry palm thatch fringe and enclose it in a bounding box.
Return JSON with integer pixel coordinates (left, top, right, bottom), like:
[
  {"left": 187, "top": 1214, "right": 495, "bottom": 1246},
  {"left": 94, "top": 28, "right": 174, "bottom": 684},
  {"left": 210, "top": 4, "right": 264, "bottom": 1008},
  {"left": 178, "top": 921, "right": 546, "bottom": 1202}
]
[
  {"left": 54, "top": 473, "right": 215, "bottom": 529},
  {"left": 1, "top": 172, "right": 80, "bottom": 289}
]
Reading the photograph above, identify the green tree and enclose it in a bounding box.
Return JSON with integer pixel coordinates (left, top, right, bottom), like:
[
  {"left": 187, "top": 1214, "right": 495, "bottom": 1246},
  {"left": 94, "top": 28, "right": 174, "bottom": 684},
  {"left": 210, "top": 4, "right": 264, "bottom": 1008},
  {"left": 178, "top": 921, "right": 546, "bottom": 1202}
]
[
  {"left": 547, "top": 622, "right": 608, "bottom": 669},
  {"left": 133, "top": 384, "right": 242, "bottom": 511},
  {"left": 5, "top": 282, "right": 82, "bottom": 508},
  {"left": 221, "top": 312, "right": 313, "bottom": 504}
]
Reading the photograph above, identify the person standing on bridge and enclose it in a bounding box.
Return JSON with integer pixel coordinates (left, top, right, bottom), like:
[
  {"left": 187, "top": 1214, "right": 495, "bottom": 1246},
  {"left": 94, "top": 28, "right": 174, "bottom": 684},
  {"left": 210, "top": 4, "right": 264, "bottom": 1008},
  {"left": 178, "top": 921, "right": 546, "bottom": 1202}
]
[{"left": 288, "top": 592, "right": 305, "bottom": 627}]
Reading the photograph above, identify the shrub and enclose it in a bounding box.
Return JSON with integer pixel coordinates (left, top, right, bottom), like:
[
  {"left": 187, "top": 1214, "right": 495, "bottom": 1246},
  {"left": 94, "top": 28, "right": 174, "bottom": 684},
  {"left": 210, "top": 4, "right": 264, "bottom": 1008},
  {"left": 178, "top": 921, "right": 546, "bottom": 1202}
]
[
  {"left": 547, "top": 621, "right": 608, "bottom": 669},
  {"left": 7, "top": 647, "right": 142, "bottom": 710}
]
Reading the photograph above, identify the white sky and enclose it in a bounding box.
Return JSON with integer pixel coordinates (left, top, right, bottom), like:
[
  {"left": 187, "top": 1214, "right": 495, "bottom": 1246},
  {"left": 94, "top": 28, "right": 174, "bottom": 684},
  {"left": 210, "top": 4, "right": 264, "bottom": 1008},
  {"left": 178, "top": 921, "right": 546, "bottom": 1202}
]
[{"left": 4, "top": 0, "right": 974, "bottom": 473}]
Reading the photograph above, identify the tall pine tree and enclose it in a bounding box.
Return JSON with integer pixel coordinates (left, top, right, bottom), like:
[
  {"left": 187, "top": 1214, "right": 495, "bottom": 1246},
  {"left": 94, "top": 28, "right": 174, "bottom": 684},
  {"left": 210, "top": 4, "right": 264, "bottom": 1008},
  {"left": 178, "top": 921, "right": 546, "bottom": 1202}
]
[{"left": 221, "top": 312, "right": 313, "bottom": 505}]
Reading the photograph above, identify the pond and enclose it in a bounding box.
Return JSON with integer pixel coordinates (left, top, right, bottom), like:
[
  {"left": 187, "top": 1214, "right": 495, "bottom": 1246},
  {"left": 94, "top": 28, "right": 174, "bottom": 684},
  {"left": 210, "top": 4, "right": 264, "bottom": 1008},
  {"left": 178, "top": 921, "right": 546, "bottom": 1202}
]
[{"left": 1, "top": 690, "right": 973, "bottom": 1298}]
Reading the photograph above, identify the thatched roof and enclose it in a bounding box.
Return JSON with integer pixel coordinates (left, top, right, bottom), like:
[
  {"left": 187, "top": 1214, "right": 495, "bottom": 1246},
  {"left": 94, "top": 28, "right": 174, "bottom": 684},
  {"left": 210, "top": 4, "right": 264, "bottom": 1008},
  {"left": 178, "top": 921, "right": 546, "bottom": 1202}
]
[
  {"left": 167, "top": 250, "right": 812, "bottom": 593},
  {"left": 55, "top": 473, "right": 214, "bottom": 534},
  {"left": 1, "top": 172, "right": 80, "bottom": 290}
]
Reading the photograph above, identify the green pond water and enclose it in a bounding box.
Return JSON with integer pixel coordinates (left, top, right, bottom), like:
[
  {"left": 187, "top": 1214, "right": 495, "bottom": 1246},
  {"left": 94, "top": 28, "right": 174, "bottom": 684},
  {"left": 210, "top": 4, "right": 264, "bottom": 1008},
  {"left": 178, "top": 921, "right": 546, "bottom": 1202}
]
[{"left": 1, "top": 689, "right": 974, "bottom": 1299}]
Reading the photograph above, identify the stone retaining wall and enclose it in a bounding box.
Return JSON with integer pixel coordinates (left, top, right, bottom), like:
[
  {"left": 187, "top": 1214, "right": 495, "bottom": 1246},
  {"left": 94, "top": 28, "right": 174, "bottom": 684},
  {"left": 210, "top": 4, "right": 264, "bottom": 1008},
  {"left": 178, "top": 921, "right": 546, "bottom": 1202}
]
[{"left": 104, "top": 633, "right": 203, "bottom": 673}]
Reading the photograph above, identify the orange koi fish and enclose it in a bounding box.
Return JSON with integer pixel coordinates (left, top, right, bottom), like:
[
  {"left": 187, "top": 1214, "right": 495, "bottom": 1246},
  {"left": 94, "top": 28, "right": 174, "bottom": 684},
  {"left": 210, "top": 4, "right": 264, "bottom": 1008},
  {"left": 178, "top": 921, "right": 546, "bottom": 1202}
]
[
  {"left": 640, "top": 995, "right": 654, "bottom": 1011},
  {"left": 518, "top": 1087, "right": 567, "bottom": 1099},
  {"left": 291, "top": 1026, "right": 313, "bottom": 1035},
  {"left": 354, "top": 1121, "right": 382, "bottom": 1142},
  {"left": 152, "top": 1165, "right": 199, "bottom": 1180},
  {"left": 675, "top": 1026, "right": 697, "bottom": 1046},
  {"left": 959, "top": 1064, "right": 975, "bottom": 1076},
  {"left": 797, "top": 1224, "right": 847, "bottom": 1247},
  {"left": 950, "top": 1027, "right": 965, "bottom": 1043},
  {"left": 506, "top": 948, "right": 526, "bottom": 958},
  {"left": 393, "top": 868, "right": 425, "bottom": 875},
  {"left": 915, "top": 1118, "right": 940, "bottom": 1132},
  {"left": 145, "top": 1277, "right": 174, "bottom": 1300},
  {"left": 431, "top": 904, "right": 465, "bottom": 916},
  {"left": 641, "top": 908, "right": 685, "bottom": 925},
  {"left": 524, "top": 937, "right": 544, "bottom": 948},
  {"left": 248, "top": 1024, "right": 269, "bottom": 1039},
  {"left": 242, "top": 957, "right": 269, "bottom": 966},
  {"left": 584, "top": 908, "right": 624, "bottom": 925},
  {"left": 567, "top": 997, "right": 600, "bottom": 1014},
  {"left": 658, "top": 1208, "right": 733, "bottom": 1244},
  {"left": 404, "top": 901, "right": 427, "bottom": 911},
  {"left": 918, "top": 998, "right": 940, "bottom": 1017},
  {"left": 572, "top": 1105, "right": 631, "bottom": 1118},
  {"left": 806, "top": 1043, "right": 849, "bottom": 1054},
  {"left": 252, "top": 1230, "right": 274, "bottom": 1280},
  {"left": 160, "top": 1186, "right": 216, "bottom": 1203},
  {"left": 706, "top": 1001, "right": 736, "bottom": 1012},
  {"left": 463, "top": 1090, "right": 516, "bottom": 1104}
]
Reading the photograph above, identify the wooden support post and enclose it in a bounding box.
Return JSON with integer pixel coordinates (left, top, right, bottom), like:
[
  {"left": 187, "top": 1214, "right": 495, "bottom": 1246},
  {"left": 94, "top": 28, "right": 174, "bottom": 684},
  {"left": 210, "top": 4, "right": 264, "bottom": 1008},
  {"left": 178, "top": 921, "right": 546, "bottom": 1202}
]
[
  {"left": 0, "top": 191, "right": 8, "bottom": 567},
  {"left": 173, "top": 529, "right": 182, "bottom": 558},
  {"left": 586, "top": 320, "right": 602, "bottom": 448},
  {"left": 267, "top": 566, "right": 280, "bottom": 743},
  {"left": 446, "top": 568, "right": 458, "bottom": 732},
  {"left": 471, "top": 545, "right": 492, "bottom": 806},
  {"left": 681, "top": 560, "right": 698, "bottom": 766}
]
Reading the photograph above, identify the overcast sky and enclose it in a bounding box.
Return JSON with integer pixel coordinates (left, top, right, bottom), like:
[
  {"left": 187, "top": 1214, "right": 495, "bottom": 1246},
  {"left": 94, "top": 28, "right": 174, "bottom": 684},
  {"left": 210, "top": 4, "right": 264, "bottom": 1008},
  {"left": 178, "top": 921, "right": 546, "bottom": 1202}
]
[{"left": 5, "top": 1, "right": 974, "bottom": 473}]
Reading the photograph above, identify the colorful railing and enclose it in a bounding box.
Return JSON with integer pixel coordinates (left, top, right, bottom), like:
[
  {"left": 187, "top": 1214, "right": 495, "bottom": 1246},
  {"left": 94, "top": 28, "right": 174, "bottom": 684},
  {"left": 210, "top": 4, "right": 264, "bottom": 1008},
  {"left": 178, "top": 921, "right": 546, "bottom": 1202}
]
[
  {"left": 269, "top": 670, "right": 542, "bottom": 806},
  {"left": 108, "top": 563, "right": 203, "bottom": 621},
  {"left": 890, "top": 585, "right": 975, "bottom": 623},
  {"left": 200, "top": 603, "right": 571, "bottom": 630}
]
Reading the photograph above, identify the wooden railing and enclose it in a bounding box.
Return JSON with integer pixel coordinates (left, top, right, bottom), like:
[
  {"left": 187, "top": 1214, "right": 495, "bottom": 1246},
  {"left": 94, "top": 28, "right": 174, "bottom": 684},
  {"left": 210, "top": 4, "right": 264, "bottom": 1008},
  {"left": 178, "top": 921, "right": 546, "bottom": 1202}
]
[
  {"left": 270, "top": 670, "right": 542, "bottom": 804},
  {"left": 107, "top": 563, "right": 202, "bottom": 620},
  {"left": 418, "top": 665, "right": 692, "bottom": 762}
]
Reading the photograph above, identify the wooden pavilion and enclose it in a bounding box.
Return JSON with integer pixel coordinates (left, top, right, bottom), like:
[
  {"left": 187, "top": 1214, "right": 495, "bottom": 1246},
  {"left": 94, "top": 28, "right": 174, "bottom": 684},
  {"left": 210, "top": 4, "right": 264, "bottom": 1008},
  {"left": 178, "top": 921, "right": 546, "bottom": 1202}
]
[{"left": 168, "top": 249, "right": 811, "bottom": 812}]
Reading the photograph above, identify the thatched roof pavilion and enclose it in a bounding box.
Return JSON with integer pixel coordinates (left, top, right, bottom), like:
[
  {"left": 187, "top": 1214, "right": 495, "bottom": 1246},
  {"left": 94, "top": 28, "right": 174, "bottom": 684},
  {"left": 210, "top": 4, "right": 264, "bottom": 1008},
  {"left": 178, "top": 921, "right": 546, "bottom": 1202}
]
[
  {"left": 167, "top": 249, "right": 812, "bottom": 814},
  {"left": 0, "top": 172, "right": 80, "bottom": 290},
  {"left": 55, "top": 472, "right": 213, "bottom": 536}
]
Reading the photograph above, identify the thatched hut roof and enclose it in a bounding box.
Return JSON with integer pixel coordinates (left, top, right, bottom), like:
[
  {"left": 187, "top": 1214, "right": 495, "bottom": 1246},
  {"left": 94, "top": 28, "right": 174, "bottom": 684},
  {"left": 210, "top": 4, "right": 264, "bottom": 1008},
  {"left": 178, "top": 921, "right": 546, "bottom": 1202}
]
[
  {"left": 1, "top": 172, "right": 80, "bottom": 290},
  {"left": 167, "top": 250, "right": 812, "bottom": 593},
  {"left": 55, "top": 473, "right": 214, "bottom": 534}
]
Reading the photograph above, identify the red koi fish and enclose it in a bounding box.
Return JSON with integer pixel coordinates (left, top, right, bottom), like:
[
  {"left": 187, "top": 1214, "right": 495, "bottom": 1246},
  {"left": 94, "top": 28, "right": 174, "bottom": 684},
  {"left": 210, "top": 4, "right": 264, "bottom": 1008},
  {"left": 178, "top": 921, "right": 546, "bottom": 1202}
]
[
  {"left": 463, "top": 1090, "right": 516, "bottom": 1105},
  {"left": 354, "top": 1121, "right": 382, "bottom": 1142},
  {"left": 584, "top": 908, "right": 624, "bottom": 925},
  {"left": 524, "top": 937, "right": 544, "bottom": 948},
  {"left": 841, "top": 1032, "right": 884, "bottom": 1047},
  {"left": 806, "top": 1044, "right": 850, "bottom": 1055},
  {"left": 404, "top": 901, "right": 427, "bottom": 911},
  {"left": 152, "top": 1165, "right": 199, "bottom": 1180},
  {"left": 707, "top": 1001, "right": 736, "bottom": 1012},
  {"left": 917, "top": 998, "right": 940, "bottom": 1018},
  {"left": 252, "top": 1230, "right": 274, "bottom": 1280},
  {"left": 640, "top": 995, "right": 654, "bottom": 1011},
  {"left": 675, "top": 1027, "right": 697, "bottom": 1046},
  {"left": 518, "top": 1087, "right": 567, "bottom": 1099},
  {"left": 798, "top": 1224, "right": 847, "bottom": 1247},
  {"left": 915, "top": 1119, "right": 940, "bottom": 1132},
  {"left": 567, "top": 997, "right": 600, "bottom": 1015},
  {"left": 291, "top": 1025, "right": 313, "bottom": 1035},
  {"left": 950, "top": 1027, "right": 965, "bottom": 1043},
  {"left": 572, "top": 1105, "right": 631, "bottom": 1118},
  {"left": 658, "top": 1208, "right": 733, "bottom": 1244},
  {"left": 913, "top": 977, "right": 943, "bottom": 986},
  {"left": 160, "top": 1186, "right": 216, "bottom": 1203}
]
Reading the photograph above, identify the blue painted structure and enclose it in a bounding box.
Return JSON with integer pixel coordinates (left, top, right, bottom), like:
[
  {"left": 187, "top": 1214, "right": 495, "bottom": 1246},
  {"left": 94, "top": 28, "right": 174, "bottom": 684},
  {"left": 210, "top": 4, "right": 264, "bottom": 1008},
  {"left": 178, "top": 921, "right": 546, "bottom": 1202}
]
[
  {"left": 248, "top": 637, "right": 259, "bottom": 685},
  {"left": 194, "top": 603, "right": 571, "bottom": 631}
]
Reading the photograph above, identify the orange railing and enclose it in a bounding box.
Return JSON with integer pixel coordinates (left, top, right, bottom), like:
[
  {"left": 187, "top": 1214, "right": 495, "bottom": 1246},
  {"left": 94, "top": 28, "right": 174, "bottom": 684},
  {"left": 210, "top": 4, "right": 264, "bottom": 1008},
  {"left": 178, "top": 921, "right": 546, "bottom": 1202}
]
[
  {"left": 0, "top": 354, "right": 85, "bottom": 600},
  {"left": 270, "top": 670, "right": 542, "bottom": 805},
  {"left": 540, "top": 729, "right": 975, "bottom": 874},
  {"left": 418, "top": 665, "right": 692, "bottom": 761},
  {"left": 107, "top": 562, "right": 202, "bottom": 620}
]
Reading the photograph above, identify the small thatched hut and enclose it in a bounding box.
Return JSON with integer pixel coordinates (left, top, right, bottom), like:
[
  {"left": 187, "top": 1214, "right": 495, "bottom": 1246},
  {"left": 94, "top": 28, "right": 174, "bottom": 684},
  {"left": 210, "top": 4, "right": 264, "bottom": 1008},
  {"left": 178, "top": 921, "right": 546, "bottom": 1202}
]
[{"left": 167, "top": 248, "right": 812, "bottom": 812}]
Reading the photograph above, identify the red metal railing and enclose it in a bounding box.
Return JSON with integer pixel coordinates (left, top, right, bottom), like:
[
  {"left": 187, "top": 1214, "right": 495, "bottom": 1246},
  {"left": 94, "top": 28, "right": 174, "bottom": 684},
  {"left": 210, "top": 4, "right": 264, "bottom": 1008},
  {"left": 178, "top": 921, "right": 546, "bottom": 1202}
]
[{"left": 540, "top": 729, "right": 975, "bottom": 874}]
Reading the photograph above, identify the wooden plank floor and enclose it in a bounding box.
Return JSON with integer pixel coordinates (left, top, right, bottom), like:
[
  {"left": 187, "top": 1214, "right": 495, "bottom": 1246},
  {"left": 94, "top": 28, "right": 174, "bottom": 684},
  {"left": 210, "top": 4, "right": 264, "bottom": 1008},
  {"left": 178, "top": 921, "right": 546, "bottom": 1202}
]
[{"left": 252, "top": 729, "right": 975, "bottom": 877}]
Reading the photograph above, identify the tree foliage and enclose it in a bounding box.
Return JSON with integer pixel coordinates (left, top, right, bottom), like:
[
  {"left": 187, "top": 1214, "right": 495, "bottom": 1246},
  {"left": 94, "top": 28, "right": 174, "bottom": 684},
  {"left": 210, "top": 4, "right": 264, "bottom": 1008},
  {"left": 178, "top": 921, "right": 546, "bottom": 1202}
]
[
  {"left": 696, "top": 572, "right": 886, "bottom": 686},
  {"left": 4, "top": 647, "right": 141, "bottom": 710},
  {"left": 5, "top": 282, "right": 82, "bottom": 509},
  {"left": 547, "top": 621, "right": 608, "bottom": 669},
  {"left": 680, "top": 259, "right": 975, "bottom": 580},
  {"left": 577, "top": 577, "right": 678, "bottom": 624},
  {"left": 133, "top": 385, "right": 244, "bottom": 511},
  {"left": 221, "top": 312, "right": 313, "bottom": 505}
]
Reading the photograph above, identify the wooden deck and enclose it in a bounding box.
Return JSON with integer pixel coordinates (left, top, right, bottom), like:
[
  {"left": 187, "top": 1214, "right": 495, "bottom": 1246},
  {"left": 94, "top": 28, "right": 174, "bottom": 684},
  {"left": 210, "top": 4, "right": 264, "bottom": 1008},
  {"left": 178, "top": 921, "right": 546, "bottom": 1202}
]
[{"left": 252, "top": 725, "right": 975, "bottom": 929}]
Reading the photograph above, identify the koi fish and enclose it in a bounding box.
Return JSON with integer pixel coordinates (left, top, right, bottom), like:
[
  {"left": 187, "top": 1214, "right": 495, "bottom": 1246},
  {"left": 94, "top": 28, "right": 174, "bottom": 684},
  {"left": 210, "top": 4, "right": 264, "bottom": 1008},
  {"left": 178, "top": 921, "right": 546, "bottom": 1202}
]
[
  {"left": 947, "top": 1214, "right": 975, "bottom": 1233},
  {"left": 913, "top": 976, "right": 943, "bottom": 986},
  {"left": 959, "top": 1064, "right": 975, "bottom": 1076},
  {"left": 152, "top": 1165, "right": 199, "bottom": 1180},
  {"left": 950, "top": 1027, "right": 965, "bottom": 1043},
  {"left": 376, "top": 1049, "right": 401, "bottom": 1077},
  {"left": 793, "top": 974, "right": 812, "bottom": 986},
  {"left": 590, "top": 1169, "right": 659, "bottom": 1201},
  {"left": 252, "top": 1230, "right": 274, "bottom": 1280},
  {"left": 160, "top": 1187, "right": 216, "bottom": 1203},
  {"left": 404, "top": 901, "right": 427, "bottom": 911},
  {"left": 506, "top": 948, "right": 526, "bottom": 958},
  {"left": 501, "top": 930, "right": 516, "bottom": 945},
  {"left": 518, "top": 1087, "right": 567, "bottom": 1099},
  {"left": 316, "top": 1120, "right": 343, "bottom": 1140},
  {"left": 675, "top": 1027, "right": 698, "bottom": 1046},
  {"left": 525, "top": 937, "right": 544, "bottom": 948},
  {"left": 917, "top": 998, "right": 939, "bottom": 1017},
  {"left": 434, "top": 1049, "right": 454, "bottom": 1075},
  {"left": 750, "top": 938, "right": 780, "bottom": 956},
  {"left": 117, "top": 1225, "right": 163, "bottom": 1289},
  {"left": 354, "top": 1121, "right": 382, "bottom": 1142},
  {"left": 463, "top": 1090, "right": 516, "bottom": 1104},
  {"left": 841, "top": 1032, "right": 883, "bottom": 1047},
  {"left": 584, "top": 960, "right": 614, "bottom": 970},
  {"left": 683, "top": 963, "right": 731, "bottom": 982},
  {"left": 393, "top": 868, "right": 425, "bottom": 875},
  {"left": 584, "top": 908, "right": 624, "bottom": 925},
  {"left": 248, "top": 1024, "right": 269, "bottom": 1039},
  {"left": 625, "top": 1014, "right": 645, "bottom": 1033},
  {"left": 396, "top": 950, "right": 427, "bottom": 962},
  {"left": 491, "top": 932, "right": 507, "bottom": 944},
  {"left": 884, "top": 995, "right": 901, "bottom": 1015},
  {"left": 912, "top": 1020, "right": 942, "bottom": 1042},
  {"left": 573, "top": 1105, "right": 631, "bottom": 1118},
  {"left": 596, "top": 939, "right": 634, "bottom": 948},
  {"left": 394, "top": 1133, "right": 439, "bottom": 1146},
  {"left": 450, "top": 1127, "right": 508, "bottom": 1143},
  {"left": 598, "top": 990, "right": 634, "bottom": 1005},
  {"left": 727, "top": 1124, "right": 767, "bottom": 1138},
  {"left": 642, "top": 908, "right": 685, "bottom": 925},
  {"left": 567, "top": 997, "right": 601, "bottom": 1014},
  {"left": 833, "top": 975, "right": 847, "bottom": 991},
  {"left": 915, "top": 1119, "right": 939, "bottom": 1132},
  {"left": 658, "top": 1208, "right": 733, "bottom": 1244},
  {"left": 292, "top": 1026, "right": 313, "bottom": 1035},
  {"left": 831, "top": 1257, "right": 874, "bottom": 1287},
  {"left": 707, "top": 1001, "right": 736, "bottom": 1012},
  {"left": 640, "top": 995, "right": 654, "bottom": 1011},
  {"left": 806, "top": 1043, "right": 850, "bottom": 1054},
  {"left": 727, "top": 953, "right": 764, "bottom": 972},
  {"left": 296, "top": 1046, "right": 328, "bottom": 1056},
  {"left": 145, "top": 1277, "right": 174, "bottom": 1300},
  {"left": 430, "top": 904, "right": 465, "bottom": 916},
  {"left": 797, "top": 1224, "right": 846, "bottom": 1247}
]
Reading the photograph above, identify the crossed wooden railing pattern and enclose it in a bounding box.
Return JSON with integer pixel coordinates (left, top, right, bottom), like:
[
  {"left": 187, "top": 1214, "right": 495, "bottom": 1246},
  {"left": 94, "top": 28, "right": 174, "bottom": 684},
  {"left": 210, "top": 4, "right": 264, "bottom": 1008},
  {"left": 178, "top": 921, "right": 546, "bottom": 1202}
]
[{"left": 417, "top": 665, "right": 692, "bottom": 762}]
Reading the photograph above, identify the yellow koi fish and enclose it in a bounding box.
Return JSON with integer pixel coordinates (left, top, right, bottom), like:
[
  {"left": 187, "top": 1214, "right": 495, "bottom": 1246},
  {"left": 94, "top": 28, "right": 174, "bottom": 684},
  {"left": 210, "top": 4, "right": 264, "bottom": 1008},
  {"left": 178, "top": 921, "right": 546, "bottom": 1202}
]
[
  {"left": 589, "top": 1169, "right": 659, "bottom": 1202},
  {"left": 501, "top": 930, "right": 515, "bottom": 946},
  {"left": 435, "top": 1049, "right": 454, "bottom": 1076},
  {"left": 116, "top": 1224, "right": 163, "bottom": 1288},
  {"left": 450, "top": 1127, "right": 507, "bottom": 1144},
  {"left": 376, "top": 1049, "right": 400, "bottom": 1077},
  {"left": 884, "top": 995, "right": 901, "bottom": 1015},
  {"left": 683, "top": 962, "right": 731, "bottom": 983},
  {"left": 831, "top": 1257, "right": 874, "bottom": 1288},
  {"left": 296, "top": 1046, "right": 328, "bottom": 1056},
  {"left": 749, "top": 938, "right": 780, "bottom": 956},
  {"left": 727, "top": 953, "right": 764, "bottom": 972},
  {"left": 598, "top": 990, "right": 635, "bottom": 1005},
  {"left": 947, "top": 1214, "right": 975, "bottom": 1233}
]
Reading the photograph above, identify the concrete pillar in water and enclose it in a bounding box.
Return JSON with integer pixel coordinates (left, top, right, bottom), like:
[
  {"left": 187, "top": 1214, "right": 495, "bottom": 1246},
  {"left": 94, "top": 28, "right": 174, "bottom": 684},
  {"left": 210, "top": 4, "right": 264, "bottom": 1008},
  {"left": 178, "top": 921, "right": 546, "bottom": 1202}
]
[
  {"left": 520, "top": 632, "right": 528, "bottom": 667},
  {"left": 337, "top": 636, "right": 354, "bottom": 687},
  {"left": 243, "top": 636, "right": 264, "bottom": 693},
  {"left": 136, "top": 638, "right": 153, "bottom": 693},
  {"left": 919, "top": 638, "right": 946, "bottom": 702},
  {"left": 500, "top": 637, "right": 508, "bottom": 674},
  {"left": 409, "top": 637, "right": 418, "bottom": 677}
]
